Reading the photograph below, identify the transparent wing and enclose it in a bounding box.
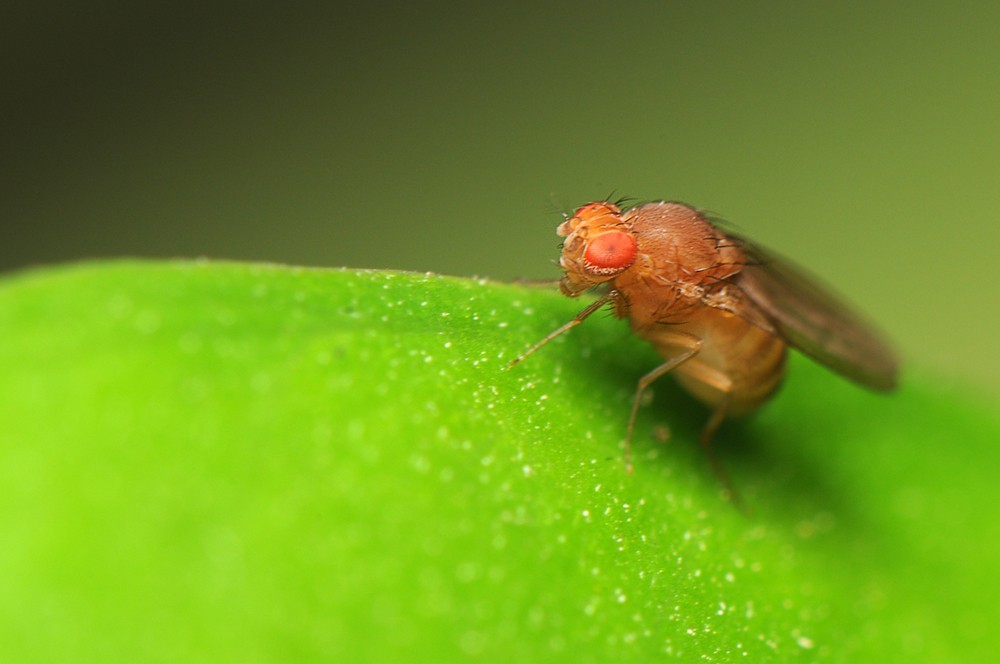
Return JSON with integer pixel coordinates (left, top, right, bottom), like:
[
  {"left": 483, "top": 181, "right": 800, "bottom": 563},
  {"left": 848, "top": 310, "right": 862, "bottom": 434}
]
[{"left": 725, "top": 235, "right": 899, "bottom": 391}]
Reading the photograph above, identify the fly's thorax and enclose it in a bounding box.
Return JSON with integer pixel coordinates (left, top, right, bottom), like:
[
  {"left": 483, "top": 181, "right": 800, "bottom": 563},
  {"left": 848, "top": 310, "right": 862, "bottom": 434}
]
[
  {"left": 593, "top": 202, "right": 747, "bottom": 326},
  {"left": 556, "top": 200, "right": 745, "bottom": 305},
  {"left": 625, "top": 202, "right": 747, "bottom": 286}
]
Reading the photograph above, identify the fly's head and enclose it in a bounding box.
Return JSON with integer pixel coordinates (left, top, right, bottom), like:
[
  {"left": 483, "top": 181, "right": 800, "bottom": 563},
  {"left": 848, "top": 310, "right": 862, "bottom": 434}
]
[{"left": 557, "top": 202, "right": 638, "bottom": 297}]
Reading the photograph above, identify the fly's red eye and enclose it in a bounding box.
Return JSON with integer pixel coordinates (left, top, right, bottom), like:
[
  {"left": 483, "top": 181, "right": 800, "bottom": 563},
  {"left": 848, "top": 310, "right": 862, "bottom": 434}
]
[{"left": 584, "top": 231, "right": 637, "bottom": 274}]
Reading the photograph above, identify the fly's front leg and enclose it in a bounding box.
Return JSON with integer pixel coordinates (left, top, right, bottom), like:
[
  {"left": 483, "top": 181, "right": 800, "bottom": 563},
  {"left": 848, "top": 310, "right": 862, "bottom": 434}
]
[
  {"left": 509, "top": 291, "right": 616, "bottom": 367},
  {"left": 624, "top": 333, "right": 702, "bottom": 473}
]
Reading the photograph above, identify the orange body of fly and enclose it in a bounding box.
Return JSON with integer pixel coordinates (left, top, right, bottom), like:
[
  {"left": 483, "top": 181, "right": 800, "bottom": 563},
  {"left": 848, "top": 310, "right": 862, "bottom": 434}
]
[{"left": 514, "top": 200, "right": 898, "bottom": 496}]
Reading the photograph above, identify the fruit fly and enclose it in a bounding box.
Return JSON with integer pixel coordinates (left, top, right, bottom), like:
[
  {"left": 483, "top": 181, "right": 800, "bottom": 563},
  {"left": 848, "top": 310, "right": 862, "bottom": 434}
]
[{"left": 512, "top": 200, "right": 898, "bottom": 494}]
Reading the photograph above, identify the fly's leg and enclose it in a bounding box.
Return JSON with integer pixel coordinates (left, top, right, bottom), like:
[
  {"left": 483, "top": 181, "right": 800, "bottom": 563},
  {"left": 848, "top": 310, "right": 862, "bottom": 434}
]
[
  {"left": 641, "top": 347, "right": 748, "bottom": 512},
  {"left": 511, "top": 277, "right": 562, "bottom": 288},
  {"left": 699, "top": 394, "right": 750, "bottom": 514},
  {"left": 509, "top": 292, "right": 614, "bottom": 367},
  {"left": 624, "top": 334, "right": 702, "bottom": 474}
]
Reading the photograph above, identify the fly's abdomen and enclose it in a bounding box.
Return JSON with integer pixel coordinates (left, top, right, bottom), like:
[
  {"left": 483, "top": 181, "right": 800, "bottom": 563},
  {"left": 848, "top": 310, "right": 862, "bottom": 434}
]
[{"left": 654, "top": 309, "right": 787, "bottom": 415}]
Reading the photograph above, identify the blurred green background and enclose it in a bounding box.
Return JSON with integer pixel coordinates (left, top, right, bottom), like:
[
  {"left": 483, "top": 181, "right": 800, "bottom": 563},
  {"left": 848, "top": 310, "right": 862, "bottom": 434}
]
[{"left": 2, "top": 1, "right": 998, "bottom": 394}]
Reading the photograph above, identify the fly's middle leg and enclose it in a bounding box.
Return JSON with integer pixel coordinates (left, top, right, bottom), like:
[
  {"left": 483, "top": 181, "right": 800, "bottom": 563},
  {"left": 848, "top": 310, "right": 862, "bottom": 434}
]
[{"left": 623, "top": 334, "right": 702, "bottom": 473}]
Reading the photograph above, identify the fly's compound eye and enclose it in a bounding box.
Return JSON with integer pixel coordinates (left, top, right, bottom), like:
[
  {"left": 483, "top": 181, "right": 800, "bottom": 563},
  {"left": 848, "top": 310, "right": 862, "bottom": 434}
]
[{"left": 583, "top": 231, "right": 637, "bottom": 276}]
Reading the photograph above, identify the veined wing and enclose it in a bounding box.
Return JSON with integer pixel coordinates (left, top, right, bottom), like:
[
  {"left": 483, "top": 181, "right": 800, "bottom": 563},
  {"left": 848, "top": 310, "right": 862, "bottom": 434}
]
[{"left": 726, "top": 235, "right": 898, "bottom": 391}]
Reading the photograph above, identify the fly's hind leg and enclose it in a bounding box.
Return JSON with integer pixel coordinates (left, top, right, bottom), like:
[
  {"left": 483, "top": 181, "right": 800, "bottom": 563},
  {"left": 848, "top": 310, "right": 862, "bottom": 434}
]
[
  {"left": 679, "top": 363, "right": 749, "bottom": 513},
  {"left": 700, "top": 394, "right": 750, "bottom": 513}
]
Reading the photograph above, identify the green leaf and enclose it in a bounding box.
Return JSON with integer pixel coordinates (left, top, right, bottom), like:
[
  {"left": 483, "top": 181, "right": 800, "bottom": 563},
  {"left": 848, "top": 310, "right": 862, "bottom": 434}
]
[{"left": 0, "top": 260, "right": 996, "bottom": 662}]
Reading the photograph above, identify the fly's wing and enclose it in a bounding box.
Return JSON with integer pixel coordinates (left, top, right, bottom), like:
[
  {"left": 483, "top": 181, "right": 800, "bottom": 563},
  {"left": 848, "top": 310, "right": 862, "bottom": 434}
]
[{"left": 726, "top": 236, "right": 899, "bottom": 391}]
